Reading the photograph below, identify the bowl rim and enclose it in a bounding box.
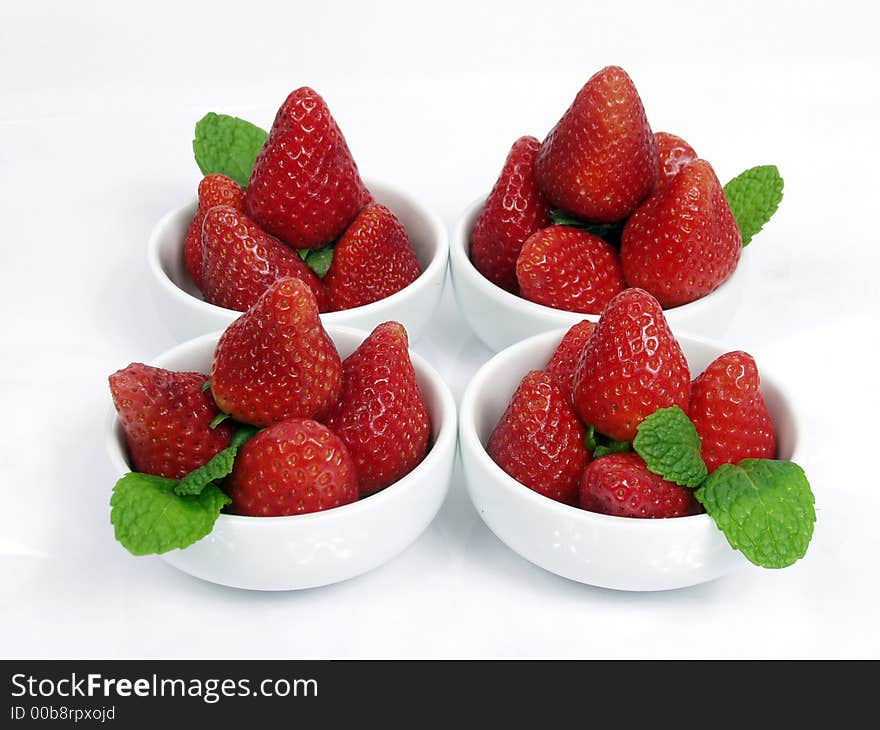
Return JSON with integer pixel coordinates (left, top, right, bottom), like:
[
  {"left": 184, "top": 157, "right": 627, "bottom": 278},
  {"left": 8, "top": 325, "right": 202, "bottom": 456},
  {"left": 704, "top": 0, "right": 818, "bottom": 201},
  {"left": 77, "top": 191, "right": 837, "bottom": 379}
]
[
  {"left": 146, "top": 177, "right": 450, "bottom": 321},
  {"left": 450, "top": 194, "right": 750, "bottom": 321},
  {"left": 458, "top": 325, "right": 800, "bottom": 531},
  {"left": 106, "top": 324, "right": 458, "bottom": 528}
]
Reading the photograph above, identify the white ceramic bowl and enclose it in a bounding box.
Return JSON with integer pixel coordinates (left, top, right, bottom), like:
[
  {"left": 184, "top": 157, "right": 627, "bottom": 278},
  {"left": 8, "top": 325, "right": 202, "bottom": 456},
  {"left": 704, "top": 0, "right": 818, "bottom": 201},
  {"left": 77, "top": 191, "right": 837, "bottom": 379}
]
[
  {"left": 148, "top": 179, "right": 449, "bottom": 342},
  {"left": 106, "top": 326, "right": 457, "bottom": 591},
  {"left": 459, "top": 328, "right": 799, "bottom": 591},
  {"left": 450, "top": 196, "right": 751, "bottom": 352}
]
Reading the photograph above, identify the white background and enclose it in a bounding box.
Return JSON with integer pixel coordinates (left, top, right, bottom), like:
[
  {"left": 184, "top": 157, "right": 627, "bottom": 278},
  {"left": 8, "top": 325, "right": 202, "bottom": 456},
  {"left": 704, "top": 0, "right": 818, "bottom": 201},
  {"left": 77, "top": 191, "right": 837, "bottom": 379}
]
[{"left": 2, "top": 0, "right": 878, "bottom": 658}]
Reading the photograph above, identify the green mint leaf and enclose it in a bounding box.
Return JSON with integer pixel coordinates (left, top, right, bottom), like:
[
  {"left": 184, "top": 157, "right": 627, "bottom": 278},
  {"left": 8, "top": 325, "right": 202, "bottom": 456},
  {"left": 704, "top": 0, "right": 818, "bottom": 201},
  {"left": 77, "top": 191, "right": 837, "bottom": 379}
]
[
  {"left": 230, "top": 424, "right": 260, "bottom": 449},
  {"left": 304, "top": 244, "right": 335, "bottom": 278},
  {"left": 723, "top": 165, "right": 784, "bottom": 246},
  {"left": 593, "top": 440, "right": 632, "bottom": 458},
  {"left": 201, "top": 380, "right": 211, "bottom": 393},
  {"left": 174, "top": 446, "right": 237, "bottom": 496},
  {"left": 175, "top": 424, "right": 260, "bottom": 496},
  {"left": 549, "top": 209, "right": 587, "bottom": 227},
  {"left": 549, "top": 210, "right": 624, "bottom": 246},
  {"left": 193, "top": 112, "right": 268, "bottom": 188},
  {"left": 210, "top": 412, "right": 231, "bottom": 429},
  {"left": 584, "top": 424, "right": 597, "bottom": 453},
  {"left": 695, "top": 459, "right": 815, "bottom": 569},
  {"left": 633, "top": 406, "right": 707, "bottom": 487},
  {"left": 110, "top": 474, "right": 230, "bottom": 555},
  {"left": 297, "top": 249, "right": 310, "bottom": 262}
]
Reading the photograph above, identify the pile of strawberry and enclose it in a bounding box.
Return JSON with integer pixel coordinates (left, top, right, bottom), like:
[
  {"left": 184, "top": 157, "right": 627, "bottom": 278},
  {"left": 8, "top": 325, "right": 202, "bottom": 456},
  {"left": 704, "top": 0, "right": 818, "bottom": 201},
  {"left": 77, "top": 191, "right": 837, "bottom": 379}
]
[
  {"left": 182, "top": 87, "right": 422, "bottom": 313},
  {"left": 108, "top": 277, "right": 430, "bottom": 556},
  {"left": 488, "top": 287, "right": 815, "bottom": 569},
  {"left": 470, "top": 66, "right": 783, "bottom": 311}
]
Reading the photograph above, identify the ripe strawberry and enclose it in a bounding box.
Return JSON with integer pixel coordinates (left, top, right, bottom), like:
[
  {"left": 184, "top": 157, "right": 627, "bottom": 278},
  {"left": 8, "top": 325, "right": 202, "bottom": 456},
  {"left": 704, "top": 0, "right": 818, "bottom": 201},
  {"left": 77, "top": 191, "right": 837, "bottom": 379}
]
[
  {"left": 109, "top": 363, "right": 233, "bottom": 479},
  {"left": 572, "top": 288, "right": 690, "bottom": 442},
  {"left": 689, "top": 351, "right": 777, "bottom": 472},
  {"left": 183, "top": 174, "right": 245, "bottom": 289},
  {"left": 323, "top": 203, "right": 421, "bottom": 312},
  {"left": 654, "top": 132, "right": 697, "bottom": 191},
  {"left": 470, "top": 136, "right": 551, "bottom": 292},
  {"left": 536, "top": 66, "right": 657, "bottom": 222},
  {"left": 487, "top": 370, "right": 589, "bottom": 505},
  {"left": 545, "top": 321, "right": 597, "bottom": 382},
  {"left": 579, "top": 452, "right": 703, "bottom": 518},
  {"left": 324, "top": 322, "right": 430, "bottom": 495},
  {"left": 545, "top": 320, "right": 597, "bottom": 402},
  {"left": 228, "top": 418, "right": 358, "bottom": 517},
  {"left": 210, "top": 277, "right": 342, "bottom": 427},
  {"left": 621, "top": 159, "right": 741, "bottom": 308},
  {"left": 200, "top": 206, "right": 328, "bottom": 312},
  {"left": 245, "top": 87, "right": 371, "bottom": 249},
  {"left": 516, "top": 226, "right": 625, "bottom": 314}
]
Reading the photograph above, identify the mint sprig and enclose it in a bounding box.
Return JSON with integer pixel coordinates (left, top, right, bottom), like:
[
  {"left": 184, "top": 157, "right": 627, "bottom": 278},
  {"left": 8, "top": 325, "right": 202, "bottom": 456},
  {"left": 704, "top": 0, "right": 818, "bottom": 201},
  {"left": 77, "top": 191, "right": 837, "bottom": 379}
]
[
  {"left": 174, "top": 446, "right": 238, "bottom": 496},
  {"left": 297, "top": 243, "right": 335, "bottom": 278},
  {"left": 695, "top": 460, "right": 815, "bottom": 568},
  {"left": 626, "top": 405, "right": 814, "bottom": 569},
  {"left": 549, "top": 210, "right": 624, "bottom": 246},
  {"left": 193, "top": 113, "right": 268, "bottom": 188},
  {"left": 593, "top": 440, "right": 631, "bottom": 458},
  {"left": 111, "top": 474, "right": 230, "bottom": 556},
  {"left": 723, "top": 165, "right": 784, "bottom": 246},
  {"left": 633, "top": 406, "right": 707, "bottom": 487},
  {"left": 111, "top": 424, "right": 259, "bottom": 555}
]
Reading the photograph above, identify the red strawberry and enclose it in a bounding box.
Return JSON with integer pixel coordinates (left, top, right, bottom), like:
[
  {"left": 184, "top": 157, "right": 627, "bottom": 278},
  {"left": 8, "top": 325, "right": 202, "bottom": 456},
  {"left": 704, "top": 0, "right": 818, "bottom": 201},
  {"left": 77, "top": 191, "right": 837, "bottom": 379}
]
[
  {"left": 487, "top": 370, "right": 589, "bottom": 505},
  {"left": 516, "top": 226, "right": 625, "bottom": 314},
  {"left": 200, "top": 206, "right": 328, "bottom": 312},
  {"left": 654, "top": 132, "right": 697, "bottom": 191},
  {"left": 545, "top": 320, "right": 597, "bottom": 396},
  {"left": 572, "top": 288, "right": 690, "bottom": 442},
  {"left": 245, "top": 87, "right": 371, "bottom": 249},
  {"left": 228, "top": 418, "right": 358, "bottom": 517},
  {"left": 210, "top": 277, "right": 342, "bottom": 427},
  {"left": 184, "top": 174, "right": 245, "bottom": 289},
  {"left": 324, "top": 322, "right": 429, "bottom": 495},
  {"left": 109, "top": 363, "right": 233, "bottom": 479},
  {"left": 579, "top": 452, "right": 703, "bottom": 518},
  {"left": 324, "top": 203, "right": 421, "bottom": 312},
  {"left": 536, "top": 66, "right": 657, "bottom": 222},
  {"left": 470, "top": 136, "right": 551, "bottom": 292},
  {"left": 688, "top": 351, "right": 777, "bottom": 472},
  {"left": 621, "top": 159, "right": 742, "bottom": 308}
]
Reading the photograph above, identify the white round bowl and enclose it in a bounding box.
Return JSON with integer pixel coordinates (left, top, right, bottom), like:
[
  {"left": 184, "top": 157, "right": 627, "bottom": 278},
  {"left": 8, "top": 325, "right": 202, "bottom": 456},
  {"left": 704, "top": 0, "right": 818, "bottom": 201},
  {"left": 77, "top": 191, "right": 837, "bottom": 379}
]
[
  {"left": 106, "top": 326, "right": 457, "bottom": 591},
  {"left": 450, "top": 196, "right": 751, "bottom": 352},
  {"left": 148, "top": 179, "right": 449, "bottom": 342},
  {"left": 459, "top": 328, "right": 799, "bottom": 591}
]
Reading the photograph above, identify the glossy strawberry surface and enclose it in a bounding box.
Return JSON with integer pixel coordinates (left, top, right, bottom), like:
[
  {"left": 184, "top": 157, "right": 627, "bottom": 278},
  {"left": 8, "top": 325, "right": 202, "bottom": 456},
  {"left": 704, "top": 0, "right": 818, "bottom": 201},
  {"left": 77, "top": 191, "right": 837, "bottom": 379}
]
[
  {"left": 324, "top": 322, "right": 430, "bottom": 495},
  {"left": 536, "top": 66, "right": 657, "bottom": 222},
  {"left": 689, "top": 351, "right": 777, "bottom": 472},
  {"left": 228, "top": 418, "right": 358, "bottom": 517},
  {"left": 245, "top": 87, "right": 371, "bottom": 249},
  {"left": 572, "top": 288, "right": 690, "bottom": 442},
  {"left": 210, "top": 278, "right": 342, "bottom": 427},
  {"left": 470, "top": 136, "right": 550, "bottom": 293},
  {"left": 654, "top": 132, "right": 697, "bottom": 191},
  {"left": 621, "top": 159, "right": 741, "bottom": 308},
  {"left": 516, "top": 226, "right": 625, "bottom": 314},
  {"left": 109, "top": 363, "right": 233, "bottom": 479},
  {"left": 544, "top": 320, "right": 597, "bottom": 397},
  {"left": 579, "top": 452, "right": 703, "bottom": 518},
  {"left": 324, "top": 203, "right": 421, "bottom": 312},
  {"left": 487, "top": 370, "right": 589, "bottom": 505},
  {"left": 184, "top": 174, "right": 245, "bottom": 289},
  {"left": 200, "top": 206, "right": 328, "bottom": 312}
]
